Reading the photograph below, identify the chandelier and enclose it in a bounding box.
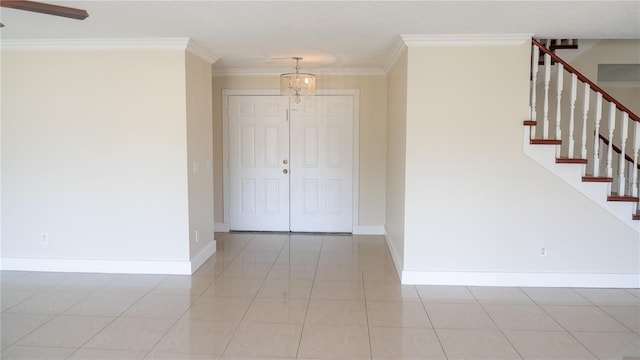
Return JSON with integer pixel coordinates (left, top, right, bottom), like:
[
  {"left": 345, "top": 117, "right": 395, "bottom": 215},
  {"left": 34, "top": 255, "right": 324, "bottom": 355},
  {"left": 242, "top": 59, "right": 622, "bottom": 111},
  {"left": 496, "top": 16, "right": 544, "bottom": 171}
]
[{"left": 280, "top": 57, "right": 315, "bottom": 103}]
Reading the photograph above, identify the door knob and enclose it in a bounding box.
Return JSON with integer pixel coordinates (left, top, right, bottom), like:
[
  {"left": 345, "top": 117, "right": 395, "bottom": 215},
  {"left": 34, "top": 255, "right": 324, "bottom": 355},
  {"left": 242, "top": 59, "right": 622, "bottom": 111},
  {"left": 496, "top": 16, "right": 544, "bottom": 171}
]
[
  {"left": 283, "top": 169, "right": 288, "bottom": 174},
  {"left": 283, "top": 159, "right": 288, "bottom": 164}
]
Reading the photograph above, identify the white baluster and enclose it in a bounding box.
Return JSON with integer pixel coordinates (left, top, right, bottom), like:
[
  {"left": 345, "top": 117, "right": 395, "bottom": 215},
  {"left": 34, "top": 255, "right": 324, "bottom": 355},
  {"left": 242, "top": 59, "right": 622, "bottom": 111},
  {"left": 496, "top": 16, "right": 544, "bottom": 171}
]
[
  {"left": 581, "top": 84, "right": 590, "bottom": 159},
  {"left": 568, "top": 74, "right": 577, "bottom": 158},
  {"left": 607, "top": 103, "right": 616, "bottom": 178},
  {"left": 530, "top": 44, "right": 539, "bottom": 123},
  {"left": 619, "top": 112, "right": 629, "bottom": 195},
  {"left": 555, "top": 64, "right": 563, "bottom": 140},
  {"left": 633, "top": 121, "right": 640, "bottom": 197},
  {"left": 543, "top": 53, "right": 551, "bottom": 139},
  {"left": 593, "top": 93, "right": 603, "bottom": 177}
]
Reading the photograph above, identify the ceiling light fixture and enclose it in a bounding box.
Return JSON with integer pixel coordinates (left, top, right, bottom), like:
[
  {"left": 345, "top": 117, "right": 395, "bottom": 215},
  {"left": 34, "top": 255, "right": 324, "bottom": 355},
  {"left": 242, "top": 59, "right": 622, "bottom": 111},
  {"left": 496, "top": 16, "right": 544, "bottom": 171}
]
[{"left": 280, "top": 57, "right": 315, "bottom": 103}]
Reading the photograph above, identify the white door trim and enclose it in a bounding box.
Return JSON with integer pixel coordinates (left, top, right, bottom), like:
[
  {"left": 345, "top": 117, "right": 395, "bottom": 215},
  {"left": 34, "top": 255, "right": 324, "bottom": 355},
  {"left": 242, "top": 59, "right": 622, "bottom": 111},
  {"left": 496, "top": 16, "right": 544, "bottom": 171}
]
[{"left": 222, "top": 89, "right": 360, "bottom": 232}]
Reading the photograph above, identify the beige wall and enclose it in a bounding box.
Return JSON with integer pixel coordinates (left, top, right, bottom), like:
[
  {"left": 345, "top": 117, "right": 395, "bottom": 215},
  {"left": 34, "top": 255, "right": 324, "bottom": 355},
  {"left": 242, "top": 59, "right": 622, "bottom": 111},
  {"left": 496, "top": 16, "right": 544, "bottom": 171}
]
[
  {"left": 1, "top": 49, "right": 192, "bottom": 264},
  {"left": 401, "top": 42, "right": 639, "bottom": 280},
  {"left": 384, "top": 50, "right": 408, "bottom": 269},
  {"left": 211, "top": 74, "right": 387, "bottom": 227},
  {"left": 186, "top": 51, "right": 215, "bottom": 259}
]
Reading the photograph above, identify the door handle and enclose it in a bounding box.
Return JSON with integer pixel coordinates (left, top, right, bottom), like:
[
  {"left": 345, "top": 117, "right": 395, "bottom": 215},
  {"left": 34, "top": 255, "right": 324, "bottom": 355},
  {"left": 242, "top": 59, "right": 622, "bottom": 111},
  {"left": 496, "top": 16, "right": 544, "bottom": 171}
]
[
  {"left": 283, "top": 159, "right": 288, "bottom": 164},
  {"left": 283, "top": 169, "right": 288, "bottom": 174}
]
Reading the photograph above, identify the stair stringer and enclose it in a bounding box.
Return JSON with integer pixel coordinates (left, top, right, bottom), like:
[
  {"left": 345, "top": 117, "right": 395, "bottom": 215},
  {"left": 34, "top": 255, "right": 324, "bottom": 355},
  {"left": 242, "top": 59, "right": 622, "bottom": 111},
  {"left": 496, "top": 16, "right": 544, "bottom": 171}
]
[{"left": 523, "top": 127, "right": 640, "bottom": 233}]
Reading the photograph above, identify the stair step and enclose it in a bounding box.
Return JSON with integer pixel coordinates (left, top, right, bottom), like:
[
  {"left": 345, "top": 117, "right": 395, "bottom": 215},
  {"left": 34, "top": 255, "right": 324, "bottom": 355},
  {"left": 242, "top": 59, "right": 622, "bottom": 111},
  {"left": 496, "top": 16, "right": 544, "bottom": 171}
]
[
  {"left": 523, "top": 120, "right": 537, "bottom": 126},
  {"left": 530, "top": 139, "right": 562, "bottom": 145},
  {"left": 607, "top": 195, "right": 640, "bottom": 202},
  {"left": 633, "top": 214, "right": 640, "bottom": 221},
  {"left": 582, "top": 176, "right": 613, "bottom": 183},
  {"left": 556, "top": 158, "right": 588, "bottom": 164}
]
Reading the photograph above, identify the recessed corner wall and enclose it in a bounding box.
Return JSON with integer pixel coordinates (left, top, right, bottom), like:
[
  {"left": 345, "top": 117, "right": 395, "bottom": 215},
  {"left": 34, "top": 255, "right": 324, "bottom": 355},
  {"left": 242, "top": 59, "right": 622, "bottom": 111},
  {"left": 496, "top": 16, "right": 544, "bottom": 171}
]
[{"left": 1, "top": 43, "right": 214, "bottom": 274}]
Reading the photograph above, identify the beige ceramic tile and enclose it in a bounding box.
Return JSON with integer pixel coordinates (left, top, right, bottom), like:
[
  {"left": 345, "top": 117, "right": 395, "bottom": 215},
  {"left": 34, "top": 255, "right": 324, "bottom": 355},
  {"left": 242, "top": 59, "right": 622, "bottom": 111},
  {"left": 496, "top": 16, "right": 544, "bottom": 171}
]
[
  {"left": 306, "top": 299, "right": 367, "bottom": 326},
  {"left": 572, "top": 331, "right": 640, "bottom": 359},
  {"left": 298, "top": 324, "right": 370, "bottom": 359},
  {"left": 83, "top": 317, "right": 174, "bottom": 351},
  {"left": 505, "top": 330, "right": 597, "bottom": 359},
  {"left": 68, "top": 348, "right": 147, "bottom": 359},
  {"left": 243, "top": 298, "right": 308, "bottom": 324},
  {"left": 146, "top": 352, "right": 218, "bottom": 359},
  {"left": 437, "top": 329, "right": 522, "bottom": 359},
  {"left": 366, "top": 301, "right": 432, "bottom": 328},
  {"left": 150, "top": 275, "right": 213, "bottom": 296},
  {"left": 1, "top": 345, "right": 75, "bottom": 360},
  {"left": 425, "top": 303, "right": 496, "bottom": 329},
  {"left": 256, "top": 279, "right": 313, "bottom": 299},
  {"left": 17, "top": 315, "right": 112, "bottom": 348},
  {"left": 0, "top": 313, "right": 53, "bottom": 349},
  {"left": 543, "top": 305, "right": 632, "bottom": 332},
  {"left": 322, "top": 236, "right": 356, "bottom": 253},
  {"left": 267, "top": 264, "right": 317, "bottom": 280},
  {"left": 182, "top": 296, "right": 252, "bottom": 322},
  {"left": 315, "top": 263, "right": 361, "bottom": 281},
  {"left": 574, "top": 288, "right": 640, "bottom": 306},
  {"left": 276, "top": 251, "right": 320, "bottom": 266},
  {"left": 201, "top": 278, "right": 263, "bottom": 298},
  {"left": 521, "top": 287, "right": 591, "bottom": 306},
  {"left": 416, "top": 285, "right": 477, "bottom": 304},
  {"left": 468, "top": 286, "right": 534, "bottom": 304},
  {"left": 6, "top": 289, "right": 92, "bottom": 315},
  {"left": 601, "top": 306, "right": 640, "bottom": 333},
  {"left": 364, "top": 281, "right": 420, "bottom": 302},
  {"left": 121, "top": 294, "right": 194, "bottom": 319},
  {"left": 64, "top": 291, "right": 144, "bottom": 317},
  {"left": 1, "top": 290, "right": 37, "bottom": 311},
  {"left": 104, "top": 274, "right": 167, "bottom": 292},
  {"left": 235, "top": 249, "right": 280, "bottom": 264},
  {"left": 483, "top": 304, "right": 563, "bottom": 331},
  {"left": 311, "top": 280, "right": 365, "bottom": 300},
  {"left": 152, "top": 319, "right": 237, "bottom": 355},
  {"left": 221, "top": 261, "right": 272, "bottom": 279},
  {"left": 223, "top": 322, "right": 302, "bottom": 358},
  {"left": 369, "top": 327, "right": 446, "bottom": 359}
]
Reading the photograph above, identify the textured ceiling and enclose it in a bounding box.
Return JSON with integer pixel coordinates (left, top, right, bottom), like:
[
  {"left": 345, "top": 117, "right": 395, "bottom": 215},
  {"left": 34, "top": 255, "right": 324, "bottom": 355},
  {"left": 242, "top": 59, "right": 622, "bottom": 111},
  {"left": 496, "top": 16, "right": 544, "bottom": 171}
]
[{"left": 1, "top": 1, "right": 639, "bottom": 72}]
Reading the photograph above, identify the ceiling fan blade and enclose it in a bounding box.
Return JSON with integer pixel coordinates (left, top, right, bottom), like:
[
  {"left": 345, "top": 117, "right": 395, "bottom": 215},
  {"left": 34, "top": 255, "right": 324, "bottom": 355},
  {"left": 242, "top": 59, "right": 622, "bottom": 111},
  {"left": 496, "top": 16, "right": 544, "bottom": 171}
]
[{"left": 0, "top": 0, "right": 88, "bottom": 20}]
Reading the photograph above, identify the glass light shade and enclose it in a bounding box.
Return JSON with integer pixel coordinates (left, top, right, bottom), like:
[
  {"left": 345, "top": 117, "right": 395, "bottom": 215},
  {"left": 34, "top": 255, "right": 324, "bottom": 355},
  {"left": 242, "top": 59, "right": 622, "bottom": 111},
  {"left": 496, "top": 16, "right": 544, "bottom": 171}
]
[{"left": 280, "top": 72, "right": 316, "bottom": 103}]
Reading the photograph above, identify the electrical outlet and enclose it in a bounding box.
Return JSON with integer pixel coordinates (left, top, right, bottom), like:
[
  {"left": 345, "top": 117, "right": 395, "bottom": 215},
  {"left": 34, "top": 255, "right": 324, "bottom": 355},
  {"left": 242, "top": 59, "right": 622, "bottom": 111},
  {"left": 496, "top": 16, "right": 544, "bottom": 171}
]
[
  {"left": 539, "top": 247, "right": 547, "bottom": 256},
  {"left": 195, "top": 230, "right": 200, "bottom": 242},
  {"left": 41, "top": 233, "right": 49, "bottom": 245}
]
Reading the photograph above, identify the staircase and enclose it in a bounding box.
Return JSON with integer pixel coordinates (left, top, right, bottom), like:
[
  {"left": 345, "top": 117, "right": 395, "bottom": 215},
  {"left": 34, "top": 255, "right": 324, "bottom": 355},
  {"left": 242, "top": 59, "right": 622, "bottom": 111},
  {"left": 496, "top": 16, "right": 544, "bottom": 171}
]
[{"left": 524, "top": 39, "right": 640, "bottom": 233}]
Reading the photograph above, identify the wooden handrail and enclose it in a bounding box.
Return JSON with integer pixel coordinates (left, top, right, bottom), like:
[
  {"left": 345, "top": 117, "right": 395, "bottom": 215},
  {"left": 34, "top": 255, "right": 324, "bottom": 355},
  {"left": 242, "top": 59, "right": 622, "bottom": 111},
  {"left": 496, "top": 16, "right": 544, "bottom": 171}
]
[
  {"left": 598, "top": 133, "right": 640, "bottom": 170},
  {"left": 532, "top": 38, "right": 640, "bottom": 124}
]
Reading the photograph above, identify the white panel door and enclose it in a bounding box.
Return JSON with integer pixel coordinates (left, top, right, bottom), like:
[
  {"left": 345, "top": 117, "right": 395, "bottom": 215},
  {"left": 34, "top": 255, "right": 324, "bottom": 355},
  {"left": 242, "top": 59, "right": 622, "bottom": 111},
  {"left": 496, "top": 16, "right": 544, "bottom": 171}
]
[
  {"left": 289, "top": 96, "right": 353, "bottom": 232},
  {"left": 228, "top": 96, "right": 290, "bottom": 231}
]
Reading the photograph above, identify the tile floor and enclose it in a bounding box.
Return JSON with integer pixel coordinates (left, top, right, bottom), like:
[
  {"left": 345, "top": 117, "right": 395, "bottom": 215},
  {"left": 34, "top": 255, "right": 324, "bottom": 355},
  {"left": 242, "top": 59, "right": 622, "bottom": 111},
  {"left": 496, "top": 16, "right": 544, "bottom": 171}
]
[{"left": 1, "top": 232, "right": 639, "bottom": 359}]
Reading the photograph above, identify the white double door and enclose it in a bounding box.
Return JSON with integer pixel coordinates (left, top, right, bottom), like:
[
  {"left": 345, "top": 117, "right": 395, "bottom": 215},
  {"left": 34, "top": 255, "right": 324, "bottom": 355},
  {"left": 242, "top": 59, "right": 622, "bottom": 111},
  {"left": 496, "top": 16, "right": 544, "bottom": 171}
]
[{"left": 229, "top": 95, "right": 353, "bottom": 232}]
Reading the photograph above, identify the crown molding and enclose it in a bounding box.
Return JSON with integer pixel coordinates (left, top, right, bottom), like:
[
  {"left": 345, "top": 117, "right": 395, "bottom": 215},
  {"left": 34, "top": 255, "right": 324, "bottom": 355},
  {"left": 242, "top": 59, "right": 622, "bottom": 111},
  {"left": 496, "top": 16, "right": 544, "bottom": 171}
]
[
  {"left": 400, "top": 34, "right": 532, "bottom": 47},
  {"left": 0, "top": 38, "right": 194, "bottom": 51},
  {"left": 383, "top": 36, "right": 408, "bottom": 73},
  {"left": 186, "top": 39, "right": 218, "bottom": 64},
  {"left": 212, "top": 67, "right": 385, "bottom": 77}
]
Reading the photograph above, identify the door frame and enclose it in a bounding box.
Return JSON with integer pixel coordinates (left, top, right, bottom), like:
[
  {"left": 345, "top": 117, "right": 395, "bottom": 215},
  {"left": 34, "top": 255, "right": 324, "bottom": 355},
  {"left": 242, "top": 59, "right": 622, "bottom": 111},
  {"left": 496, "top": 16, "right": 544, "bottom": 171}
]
[{"left": 222, "top": 89, "right": 360, "bottom": 232}]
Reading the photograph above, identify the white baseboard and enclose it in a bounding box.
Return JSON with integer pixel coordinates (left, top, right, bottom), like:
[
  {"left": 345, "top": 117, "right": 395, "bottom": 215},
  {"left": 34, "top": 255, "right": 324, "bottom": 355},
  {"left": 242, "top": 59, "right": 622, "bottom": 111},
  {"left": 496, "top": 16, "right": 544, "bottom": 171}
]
[
  {"left": 401, "top": 270, "right": 640, "bottom": 288},
  {"left": 384, "top": 227, "right": 404, "bottom": 281},
  {"left": 0, "top": 257, "right": 194, "bottom": 275},
  {"left": 1, "top": 244, "right": 217, "bottom": 275},
  {"left": 190, "top": 240, "right": 217, "bottom": 273},
  {"left": 215, "top": 223, "right": 230, "bottom": 232},
  {"left": 352, "top": 225, "right": 385, "bottom": 235}
]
